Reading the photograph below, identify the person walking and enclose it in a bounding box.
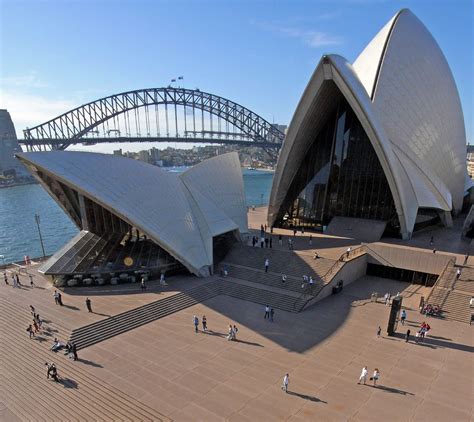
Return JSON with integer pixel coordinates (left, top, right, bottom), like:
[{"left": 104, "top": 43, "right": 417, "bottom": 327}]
[
  {"left": 456, "top": 268, "right": 461, "bottom": 280},
  {"left": 278, "top": 234, "right": 282, "bottom": 247},
  {"left": 46, "top": 363, "right": 59, "bottom": 382},
  {"left": 377, "top": 326, "right": 381, "bottom": 337},
  {"left": 264, "top": 305, "right": 270, "bottom": 319},
  {"left": 30, "top": 305, "right": 35, "bottom": 315},
  {"left": 269, "top": 237, "right": 273, "bottom": 249},
  {"left": 227, "top": 324, "right": 235, "bottom": 340},
  {"left": 71, "top": 343, "right": 78, "bottom": 361},
  {"left": 281, "top": 274, "right": 287, "bottom": 283},
  {"left": 202, "top": 315, "right": 207, "bottom": 332},
  {"left": 54, "top": 290, "right": 59, "bottom": 305},
  {"left": 313, "top": 251, "right": 319, "bottom": 259},
  {"left": 3, "top": 272, "right": 8, "bottom": 286},
  {"left": 400, "top": 309, "right": 407, "bottom": 325},
  {"left": 27, "top": 324, "right": 34, "bottom": 339},
  {"left": 232, "top": 325, "right": 239, "bottom": 340},
  {"left": 270, "top": 308, "right": 275, "bottom": 322},
  {"left": 33, "top": 319, "right": 39, "bottom": 333},
  {"left": 141, "top": 278, "right": 146, "bottom": 290},
  {"left": 15, "top": 273, "right": 21, "bottom": 287},
  {"left": 371, "top": 369, "right": 380, "bottom": 386},
  {"left": 193, "top": 315, "right": 199, "bottom": 333},
  {"left": 264, "top": 238, "right": 269, "bottom": 248},
  {"left": 86, "top": 297, "right": 92, "bottom": 313},
  {"left": 12, "top": 275, "right": 17, "bottom": 288},
  {"left": 358, "top": 366, "right": 368, "bottom": 384},
  {"left": 405, "top": 329, "right": 411, "bottom": 342},
  {"left": 282, "top": 373, "right": 289, "bottom": 393},
  {"left": 260, "top": 237, "right": 264, "bottom": 248},
  {"left": 57, "top": 292, "right": 63, "bottom": 306},
  {"left": 264, "top": 258, "right": 269, "bottom": 273},
  {"left": 36, "top": 314, "right": 42, "bottom": 329}
]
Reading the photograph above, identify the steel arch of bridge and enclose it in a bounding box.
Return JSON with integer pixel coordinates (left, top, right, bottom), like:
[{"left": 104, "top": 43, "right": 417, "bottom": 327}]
[{"left": 23, "top": 87, "right": 285, "bottom": 151}]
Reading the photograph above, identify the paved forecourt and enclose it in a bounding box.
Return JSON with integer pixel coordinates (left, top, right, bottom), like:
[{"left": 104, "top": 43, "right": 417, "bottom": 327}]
[{"left": 67, "top": 277, "right": 473, "bottom": 420}]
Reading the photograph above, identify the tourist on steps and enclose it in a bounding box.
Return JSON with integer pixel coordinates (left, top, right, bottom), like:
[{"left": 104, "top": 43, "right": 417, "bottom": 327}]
[
  {"left": 193, "top": 315, "right": 199, "bottom": 333},
  {"left": 264, "top": 258, "right": 269, "bottom": 273}
]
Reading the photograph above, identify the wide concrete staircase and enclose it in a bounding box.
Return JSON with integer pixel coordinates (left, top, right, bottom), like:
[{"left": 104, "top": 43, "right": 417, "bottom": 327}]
[
  {"left": 70, "top": 278, "right": 308, "bottom": 350},
  {"left": 426, "top": 262, "right": 473, "bottom": 323},
  {"left": 223, "top": 243, "right": 336, "bottom": 279},
  {"left": 223, "top": 263, "right": 321, "bottom": 294},
  {"left": 0, "top": 297, "right": 169, "bottom": 421}
]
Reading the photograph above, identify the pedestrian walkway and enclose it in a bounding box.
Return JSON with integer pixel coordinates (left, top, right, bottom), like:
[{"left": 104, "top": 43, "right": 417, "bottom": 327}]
[{"left": 0, "top": 298, "right": 169, "bottom": 421}]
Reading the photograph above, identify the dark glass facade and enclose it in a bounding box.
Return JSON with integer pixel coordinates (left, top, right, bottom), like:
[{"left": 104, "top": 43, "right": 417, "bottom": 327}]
[{"left": 277, "top": 98, "right": 399, "bottom": 232}]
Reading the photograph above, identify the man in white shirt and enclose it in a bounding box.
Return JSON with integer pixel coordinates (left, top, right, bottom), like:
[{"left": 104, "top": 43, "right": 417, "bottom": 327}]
[
  {"left": 264, "top": 258, "right": 270, "bottom": 273},
  {"left": 264, "top": 305, "right": 270, "bottom": 319},
  {"left": 281, "top": 373, "right": 289, "bottom": 392},
  {"left": 358, "top": 366, "right": 368, "bottom": 385}
]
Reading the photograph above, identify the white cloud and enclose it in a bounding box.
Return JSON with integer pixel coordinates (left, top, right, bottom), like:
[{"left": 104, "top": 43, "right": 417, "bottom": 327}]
[
  {"left": 0, "top": 71, "right": 48, "bottom": 89},
  {"left": 279, "top": 27, "right": 343, "bottom": 47},
  {"left": 255, "top": 20, "right": 343, "bottom": 48},
  {"left": 0, "top": 91, "right": 79, "bottom": 137}
]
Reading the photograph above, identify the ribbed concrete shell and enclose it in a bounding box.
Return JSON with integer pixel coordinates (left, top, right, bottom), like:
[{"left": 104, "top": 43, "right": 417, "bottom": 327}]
[
  {"left": 16, "top": 151, "right": 248, "bottom": 276},
  {"left": 269, "top": 9, "right": 468, "bottom": 239}
]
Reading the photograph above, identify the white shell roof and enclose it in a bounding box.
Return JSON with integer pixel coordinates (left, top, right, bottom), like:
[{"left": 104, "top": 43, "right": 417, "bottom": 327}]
[
  {"left": 17, "top": 151, "right": 247, "bottom": 276},
  {"left": 269, "top": 9, "right": 467, "bottom": 239}
]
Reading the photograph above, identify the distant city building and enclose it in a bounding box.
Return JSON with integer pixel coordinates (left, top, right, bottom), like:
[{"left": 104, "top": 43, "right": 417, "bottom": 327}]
[{"left": 269, "top": 9, "right": 470, "bottom": 240}]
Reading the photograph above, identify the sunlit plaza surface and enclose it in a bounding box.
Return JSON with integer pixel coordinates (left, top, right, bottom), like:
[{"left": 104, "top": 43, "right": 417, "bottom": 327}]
[{"left": 1, "top": 210, "right": 472, "bottom": 421}]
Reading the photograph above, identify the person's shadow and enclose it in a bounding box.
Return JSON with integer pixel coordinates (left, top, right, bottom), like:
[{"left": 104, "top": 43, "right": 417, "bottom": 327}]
[
  {"left": 76, "top": 358, "right": 103, "bottom": 368},
  {"left": 374, "top": 385, "right": 414, "bottom": 395},
  {"left": 286, "top": 391, "right": 327, "bottom": 403},
  {"left": 62, "top": 304, "right": 80, "bottom": 311},
  {"left": 59, "top": 378, "right": 78, "bottom": 389}
]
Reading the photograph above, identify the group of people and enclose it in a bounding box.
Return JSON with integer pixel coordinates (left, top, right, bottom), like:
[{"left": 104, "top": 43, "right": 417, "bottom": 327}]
[
  {"left": 192, "top": 315, "right": 208, "bottom": 333},
  {"left": 421, "top": 303, "right": 440, "bottom": 316},
  {"left": 226, "top": 324, "right": 239, "bottom": 340},
  {"left": 383, "top": 291, "right": 401, "bottom": 305},
  {"left": 26, "top": 305, "right": 43, "bottom": 338},
  {"left": 3, "top": 270, "right": 35, "bottom": 288},
  {"left": 251, "top": 235, "right": 273, "bottom": 249},
  {"left": 192, "top": 315, "right": 240, "bottom": 341},
  {"left": 49, "top": 338, "right": 78, "bottom": 360},
  {"left": 358, "top": 366, "right": 380, "bottom": 386}
]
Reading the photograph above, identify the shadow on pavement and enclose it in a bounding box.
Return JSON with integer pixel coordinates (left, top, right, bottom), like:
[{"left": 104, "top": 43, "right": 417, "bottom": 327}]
[
  {"left": 60, "top": 378, "right": 78, "bottom": 389},
  {"left": 287, "top": 390, "right": 327, "bottom": 403},
  {"left": 77, "top": 358, "right": 103, "bottom": 368},
  {"left": 388, "top": 332, "right": 473, "bottom": 353},
  {"left": 375, "top": 385, "right": 414, "bottom": 395}
]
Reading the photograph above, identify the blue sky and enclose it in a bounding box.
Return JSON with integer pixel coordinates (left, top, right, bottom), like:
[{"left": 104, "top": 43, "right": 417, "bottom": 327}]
[{"left": 0, "top": 0, "right": 472, "bottom": 149}]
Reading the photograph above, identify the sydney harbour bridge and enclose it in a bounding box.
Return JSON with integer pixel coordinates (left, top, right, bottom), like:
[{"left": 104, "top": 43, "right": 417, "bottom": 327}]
[{"left": 20, "top": 87, "right": 286, "bottom": 158}]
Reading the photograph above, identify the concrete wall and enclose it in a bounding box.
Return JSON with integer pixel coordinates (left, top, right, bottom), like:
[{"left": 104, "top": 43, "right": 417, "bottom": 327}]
[
  {"left": 303, "top": 254, "right": 368, "bottom": 310},
  {"left": 366, "top": 243, "right": 452, "bottom": 275}
]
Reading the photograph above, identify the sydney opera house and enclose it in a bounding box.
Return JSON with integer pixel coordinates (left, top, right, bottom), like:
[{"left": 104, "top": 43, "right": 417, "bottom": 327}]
[
  {"left": 16, "top": 151, "right": 248, "bottom": 278},
  {"left": 16, "top": 9, "right": 469, "bottom": 280},
  {"left": 268, "top": 9, "right": 470, "bottom": 240}
]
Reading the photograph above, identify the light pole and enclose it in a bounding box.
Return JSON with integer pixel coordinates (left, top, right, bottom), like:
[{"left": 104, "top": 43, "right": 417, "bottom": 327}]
[{"left": 34, "top": 213, "right": 46, "bottom": 258}]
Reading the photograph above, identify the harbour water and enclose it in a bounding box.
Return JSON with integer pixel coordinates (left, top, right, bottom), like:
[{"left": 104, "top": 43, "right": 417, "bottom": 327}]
[{"left": 0, "top": 168, "right": 273, "bottom": 264}]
